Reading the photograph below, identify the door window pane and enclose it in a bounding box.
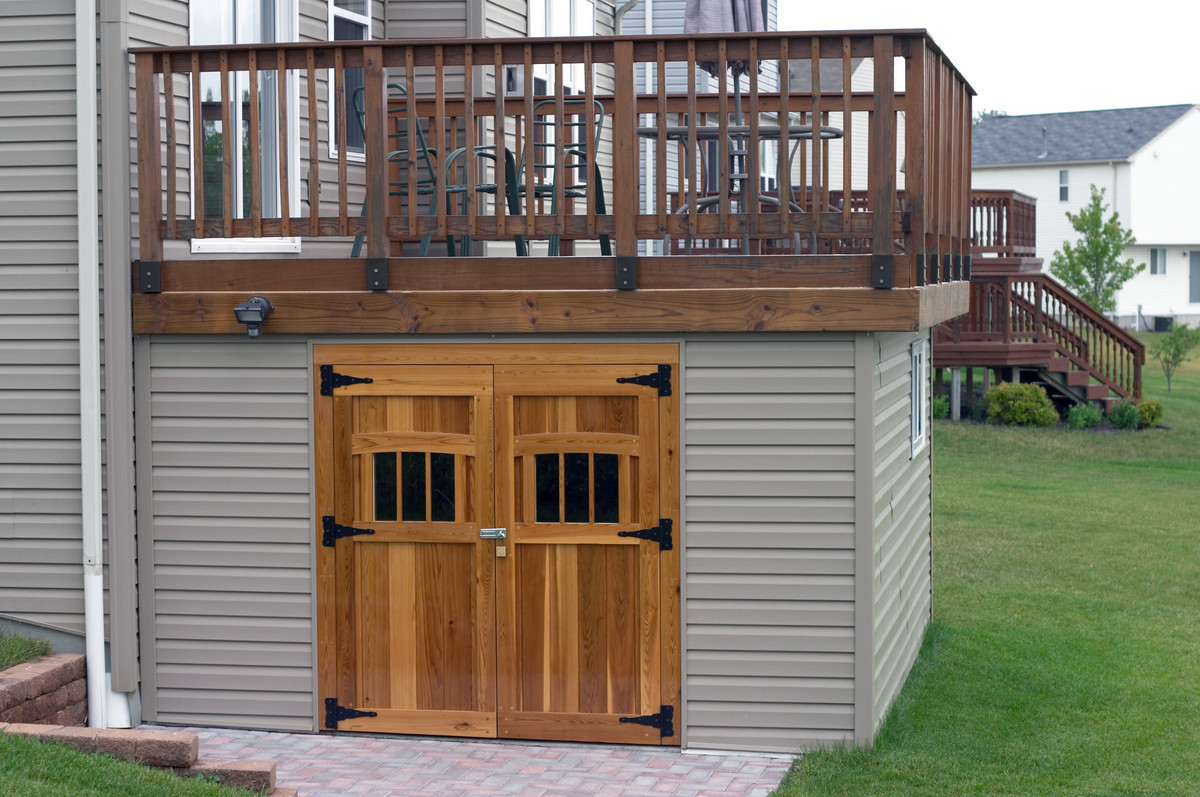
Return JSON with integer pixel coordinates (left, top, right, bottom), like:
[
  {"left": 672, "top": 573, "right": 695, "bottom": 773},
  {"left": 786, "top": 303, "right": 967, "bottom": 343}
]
[
  {"left": 431, "top": 453, "right": 456, "bottom": 522},
  {"left": 373, "top": 451, "right": 397, "bottom": 521},
  {"left": 593, "top": 453, "right": 619, "bottom": 524},
  {"left": 564, "top": 453, "right": 590, "bottom": 523},
  {"left": 535, "top": 453, "right": 560, "bottom": 523},
  {"left": 401, "top": 451, "right": 427, "bottom": 522}
]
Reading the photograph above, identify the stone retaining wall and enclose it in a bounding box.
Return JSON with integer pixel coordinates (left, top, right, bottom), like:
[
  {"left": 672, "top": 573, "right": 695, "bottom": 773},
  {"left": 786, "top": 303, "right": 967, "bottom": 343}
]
[{"left": 0, "top": 654, "right": 88, "bottom": 725}]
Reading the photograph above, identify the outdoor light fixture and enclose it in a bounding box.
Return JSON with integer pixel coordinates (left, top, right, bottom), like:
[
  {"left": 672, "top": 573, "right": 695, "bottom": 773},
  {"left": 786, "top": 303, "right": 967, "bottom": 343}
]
[{"left": 233, "top": 296, "right": 273, "bottom": 338}]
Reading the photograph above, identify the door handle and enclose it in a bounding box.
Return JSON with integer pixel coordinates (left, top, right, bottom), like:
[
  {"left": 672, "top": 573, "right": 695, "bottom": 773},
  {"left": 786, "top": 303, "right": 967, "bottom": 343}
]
[{"left": 479, "top": 527, "right": 507, "bottom": 539}]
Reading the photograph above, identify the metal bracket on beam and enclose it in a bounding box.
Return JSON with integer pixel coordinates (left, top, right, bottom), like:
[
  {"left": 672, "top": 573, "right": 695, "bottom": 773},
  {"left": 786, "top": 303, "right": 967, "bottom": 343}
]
[
  {"left": 915, "top": 254, "right": 926, "bottom": 287},
  {"left": 871, "top": 255, "right": 895, "bottom": 289},
  {"left": 615, "top": 256, "right": 638, "bottom": 291},
  {"left": 963, "top": 254, "right": 972, "bottom": 280},
  {"left": 138, "top": 260, "right": 162, "bottom": 294},
  {"left": 901, "top": 211, "right": 912, "bottom": 232},
  {"left": 942, "top": 254, "right": 953, "bottom": 283},
  {"left": 366, "top": 257, "right": 388, "bottom": 291},
  {"left": 952, "top": 254, "right": 963, "bottom": 280}
]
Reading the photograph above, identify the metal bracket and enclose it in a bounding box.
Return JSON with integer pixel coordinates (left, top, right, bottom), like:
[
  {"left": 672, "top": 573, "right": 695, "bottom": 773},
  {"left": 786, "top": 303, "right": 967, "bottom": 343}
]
[
  {"left": 322, "top": 516, "right": 375, "bottom": 547},
  {"left": 320, "top": 364, "right": 374, "bottom": 396},
  {"left": 900, "top": 210, "right": 911, "bottom": 232},
  {"left": 963, "top": 254, "right": 972, "bottom": 280},
  {"left": 617, "top": 518, "right": 673, "bottom": 551},
  {"left": 952, "top": 254, "right": 963, "bottom": 280},
  {"left": 616, "top": 364, "right": 672, "bottom": 396},
  {"left": 366, "top": 257, "right": 388, "bottom": 291},
  {"left": 324, "top": 698, "right": 378, "bottom": 729},
  {"left": 915, "top": 253, "right": 926, "bottom": 287},
  {"left": 942, "top": 253, "right": 953, "bottom": 283},
  {"left": 615, "top": 255, "right": 638, "bottom": 291},
  {"left": 619, "top": 705, "right": 674, "bottom": 737},
  {"left": 871, "top": 255, "right": 894, "bottom": 289},
  {"left": 138, "top": 260, "right": 162, "bottom": 293}
]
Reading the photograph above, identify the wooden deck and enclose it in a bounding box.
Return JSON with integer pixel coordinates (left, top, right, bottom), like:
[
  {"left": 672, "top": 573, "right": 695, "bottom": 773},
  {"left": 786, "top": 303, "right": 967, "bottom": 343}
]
[
  {"left": 935, "top": 192, "right": 1144, "bottom": 402},
  {"left": 130, "top": 31, "right": 974, "bottom": 335}
]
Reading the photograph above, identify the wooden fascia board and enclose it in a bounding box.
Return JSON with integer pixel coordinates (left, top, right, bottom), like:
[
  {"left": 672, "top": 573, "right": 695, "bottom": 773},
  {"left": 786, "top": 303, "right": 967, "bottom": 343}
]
[{"left": 133, "top": 284, "right": 969, "bottom": 335}]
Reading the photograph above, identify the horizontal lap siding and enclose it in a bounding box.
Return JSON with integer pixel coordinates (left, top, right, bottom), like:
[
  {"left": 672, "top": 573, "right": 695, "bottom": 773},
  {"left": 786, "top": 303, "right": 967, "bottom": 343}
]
[
  {"left": 871, "top": 331, "right": 932, "bottom": 727},
  {"left": 0, "top": 1, "right": 84, "bottom": 633},
  {"left": 143, "top": 339, "right": 314, "bottom": 731},
  {"left": 683, "top": 336, "right": 856, "bottom": 753}
]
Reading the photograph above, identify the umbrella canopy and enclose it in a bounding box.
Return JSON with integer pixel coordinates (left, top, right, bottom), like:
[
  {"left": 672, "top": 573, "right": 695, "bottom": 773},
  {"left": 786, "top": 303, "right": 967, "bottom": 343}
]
[{"left": 683, "top": 0, "right": 765, "bottom": 78}]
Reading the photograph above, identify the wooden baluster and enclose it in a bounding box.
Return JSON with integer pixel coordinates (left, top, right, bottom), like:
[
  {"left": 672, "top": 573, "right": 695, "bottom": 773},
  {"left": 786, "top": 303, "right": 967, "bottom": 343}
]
[
  {"left": 276, "top": 48, "right": 290, "bottom": 237},
  {"left": 248, "top": 50, "right": 262, "bottom": 238},
  {"left": 612, "top": 40, "right": 637, "bottom": 260},
  {"left": 363, "top": 45, "right": 386, "bottom": 260},
  {"left": 306, "top": 49, "right": 319, "bottom": 236},
  {"left": 162, "top": 54, "right": 176, "bottom": 242},
  {"left": 219, "top": 51, "right": 233, "bottom": 236}
]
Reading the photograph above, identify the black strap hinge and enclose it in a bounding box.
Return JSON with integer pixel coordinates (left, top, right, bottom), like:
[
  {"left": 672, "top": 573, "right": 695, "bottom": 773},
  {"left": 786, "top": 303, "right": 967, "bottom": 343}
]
[
  {"left": 619, "top": 705, "right": 674, "bottom": 737},
  {"left": 320, "top": 364, "right": 374, "bottom": 396},
  {"left": 322, "top": 516, "right": 376, "bottom": 547},
  {"left": 617, "top": 518, "right": 672, "bottom": 551},
  {"left": 324, "top": 698, "right": 377, "bottom": 729},
  {"left": 616, "top": 364, "right": 672, "bottom": 396}
]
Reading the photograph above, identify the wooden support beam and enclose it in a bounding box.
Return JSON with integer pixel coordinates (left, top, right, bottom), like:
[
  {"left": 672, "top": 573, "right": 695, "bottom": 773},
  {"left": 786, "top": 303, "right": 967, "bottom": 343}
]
[{"left": 132, "top": 283, "right": 969, "bottom": 336}]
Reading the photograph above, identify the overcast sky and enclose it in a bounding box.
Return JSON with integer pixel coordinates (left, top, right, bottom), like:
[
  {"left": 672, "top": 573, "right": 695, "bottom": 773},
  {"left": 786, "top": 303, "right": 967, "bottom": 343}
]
[{"left": 777, "top": 0, "right": 1197, "bottom": 117}]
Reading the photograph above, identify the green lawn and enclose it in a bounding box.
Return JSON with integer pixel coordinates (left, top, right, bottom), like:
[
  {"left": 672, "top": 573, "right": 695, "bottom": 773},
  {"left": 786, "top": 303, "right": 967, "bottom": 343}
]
[{"left": 775, "top": 335, "right": 1200, "bottom": 796}]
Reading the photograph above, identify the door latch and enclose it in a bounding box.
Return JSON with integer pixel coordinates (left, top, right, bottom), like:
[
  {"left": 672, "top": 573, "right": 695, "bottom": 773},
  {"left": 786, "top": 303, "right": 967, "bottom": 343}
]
[{"left": 481, "top": 527, "right": 507, "bottom": 557}]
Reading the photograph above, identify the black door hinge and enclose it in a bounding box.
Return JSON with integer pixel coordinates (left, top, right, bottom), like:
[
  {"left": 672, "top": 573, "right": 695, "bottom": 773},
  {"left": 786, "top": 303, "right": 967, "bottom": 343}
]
[
  {"left": 320, "top": 364, "right": 374, "bottom": 396},
  {"left": 619, "top": 705, "right": 674, "bottom": 737},
  {"left": 324, "top": 698, "right": 377, "bottom": 729},
  {"left": 617, "top": 518, "right": 673, "bottom": 551},
  {"left": 616, "top": 364, "right": 672, "bottom": 396},
  {"left": 322, "top": 516, "right": 376, "bottom": 547}
]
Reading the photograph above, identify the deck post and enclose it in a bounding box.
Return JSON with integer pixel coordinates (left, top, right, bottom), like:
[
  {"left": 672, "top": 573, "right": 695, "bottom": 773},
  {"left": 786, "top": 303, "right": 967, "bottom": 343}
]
[
  {"left": 870, "top": 35, "right": 896, "bottom": 288},
  {"left": 950, "top": 367, "right": 961, "bottom": 421}
]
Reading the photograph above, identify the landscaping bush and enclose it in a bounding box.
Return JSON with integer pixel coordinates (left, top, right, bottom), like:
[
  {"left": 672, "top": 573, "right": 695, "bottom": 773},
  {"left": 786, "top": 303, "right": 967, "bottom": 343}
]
[
  {"left": 1137, "top": 398, "right": 1164, "bottom": 429},
  {"left": 1067, "top": 403, "right": 1104, "bottom": 430},
  {"left": 985, "top": 382, "right": 1059, "bottom": 427},
  {"left": 1110, "top": 400, "right": 1140, "bottom": 430},
  {"left": 932, "top": 395, "right": 950, "bottom": 419}
]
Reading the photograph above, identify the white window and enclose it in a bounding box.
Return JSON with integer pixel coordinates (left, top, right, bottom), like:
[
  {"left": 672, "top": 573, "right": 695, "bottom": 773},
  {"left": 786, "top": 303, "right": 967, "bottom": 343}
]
[
  {"left": 1058, "top": 169, "right": 1069, "bottom": 202},
  {"left": 910, "top": 338, "right": 928, "bottom": 458},
  {"left": 529, "top": 0, "right": 594, "bottom": 93},
  {"left": 1150, "top": 247, "right": 1167, "bottom": 275},
  {"left": 190, "top": 0, "right": 300, "bottom": 253},
  {"left": 330, "top": 0, "right": 371, "bottom": 159}
]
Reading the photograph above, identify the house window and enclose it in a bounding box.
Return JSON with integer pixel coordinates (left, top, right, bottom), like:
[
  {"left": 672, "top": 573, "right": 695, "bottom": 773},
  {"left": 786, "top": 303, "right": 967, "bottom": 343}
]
[
  {"left": 910, "top": 339, "right": 928, "bottom": 458},
  {"left": 1150, "top": 247, "right": 1167, "bottom": 275},
  {"left": 529, "top": 0, "right": 594, "bottom": 92},
  {"left": 190, "top": 0, "right": 300, "bottom": 253},
  {"left": 1059, "top": 169, "right": 1069, "bottom": 202},
  {"left": 330, "top": 0, "right": 370, "bottom": 158}
]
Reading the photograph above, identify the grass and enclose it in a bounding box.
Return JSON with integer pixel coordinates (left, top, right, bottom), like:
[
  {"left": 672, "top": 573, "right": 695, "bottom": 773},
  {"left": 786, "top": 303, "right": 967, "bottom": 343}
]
[
  {"left": 0, "top": 633, "right": 51, "bottom": 672},
  {"left": 0, "top": 733, "right": 257, "bottom": 797},
  {"left": 774, "top": 333, "right": 1200, "bottom": 796}
]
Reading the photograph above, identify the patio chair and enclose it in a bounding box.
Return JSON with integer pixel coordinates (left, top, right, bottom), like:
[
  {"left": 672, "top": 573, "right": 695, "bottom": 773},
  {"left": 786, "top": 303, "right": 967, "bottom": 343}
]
[{"left": 350, "top": 82, "right": 438, "bottom": 258}]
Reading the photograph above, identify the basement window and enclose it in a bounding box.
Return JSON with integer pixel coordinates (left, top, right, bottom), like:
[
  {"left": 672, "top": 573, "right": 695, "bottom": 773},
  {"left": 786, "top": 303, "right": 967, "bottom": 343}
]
[{"left": 911, "top": 338, "right": 928, "bottom": 458}]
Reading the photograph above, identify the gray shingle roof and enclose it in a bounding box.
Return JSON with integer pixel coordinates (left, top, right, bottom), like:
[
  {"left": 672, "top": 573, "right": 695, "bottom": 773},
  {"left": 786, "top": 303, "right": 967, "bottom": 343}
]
[{"left": 972, "top": 105, "right": 1195, "bottom": 167}]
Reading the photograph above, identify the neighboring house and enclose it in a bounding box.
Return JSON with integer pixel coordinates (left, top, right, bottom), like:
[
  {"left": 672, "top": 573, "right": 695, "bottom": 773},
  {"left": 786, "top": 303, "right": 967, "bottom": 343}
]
[
  {"left": 972, "top": 104, "right": 1200, "bottom": 327},
  {"left": 0, "top": 2, "right": 973, "bottom": 756}
]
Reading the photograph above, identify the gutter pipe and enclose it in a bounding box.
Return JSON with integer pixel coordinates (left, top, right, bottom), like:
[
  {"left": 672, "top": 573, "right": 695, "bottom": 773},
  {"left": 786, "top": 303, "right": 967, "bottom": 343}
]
[{"left": 77, "top": 0, "right": 130, "bottom": 729}]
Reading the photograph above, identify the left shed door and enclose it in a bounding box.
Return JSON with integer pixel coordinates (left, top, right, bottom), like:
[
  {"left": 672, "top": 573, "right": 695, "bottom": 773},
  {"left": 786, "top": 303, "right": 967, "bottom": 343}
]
[{"left": 317, "top": 365, "right": 497, "bottom": 735}]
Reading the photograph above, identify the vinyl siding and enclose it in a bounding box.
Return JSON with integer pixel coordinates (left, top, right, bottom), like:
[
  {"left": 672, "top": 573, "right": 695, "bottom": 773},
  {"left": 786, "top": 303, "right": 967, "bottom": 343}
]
[
  {"left": 138, "top": 338, "right": 315, "bottom": 730},
  {"left": 682, "top": 334, "right": 857, "bottom": 753},
  {"left": 870, "top": 331, "right": 931, "bottom": 728},
  {"left": 0, "top": 0, "right": 85, "bottom": 633}
]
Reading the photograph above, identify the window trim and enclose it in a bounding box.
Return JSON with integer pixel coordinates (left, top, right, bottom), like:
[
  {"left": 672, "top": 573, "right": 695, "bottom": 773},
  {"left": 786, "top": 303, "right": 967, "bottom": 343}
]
[
  {"left": 910, "top": 338, "right": 928, "bottom": 459},
  {"left": 328, "top": 0, "right": 372, "bottom": 162}
]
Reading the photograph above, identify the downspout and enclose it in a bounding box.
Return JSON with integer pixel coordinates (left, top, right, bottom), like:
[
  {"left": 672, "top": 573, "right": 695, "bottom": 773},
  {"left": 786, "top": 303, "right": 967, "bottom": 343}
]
[
  {"left": 78, "top": 0, "right": 128, "bottom": 729},
  {"left": 614, "top": 0, "right": 642, "bottom": 34}
]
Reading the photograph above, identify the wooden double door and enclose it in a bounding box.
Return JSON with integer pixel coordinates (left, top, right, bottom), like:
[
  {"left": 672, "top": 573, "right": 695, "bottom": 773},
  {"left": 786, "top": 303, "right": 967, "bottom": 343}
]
[{"left": 314, "top": 346, "right": 679, "bottom": 744}]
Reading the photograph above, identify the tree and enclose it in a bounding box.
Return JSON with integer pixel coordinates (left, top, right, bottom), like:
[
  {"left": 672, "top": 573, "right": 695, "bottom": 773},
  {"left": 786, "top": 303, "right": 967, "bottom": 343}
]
[
  {"left": 1049, "top": 185, "right": 1140, "bottom": 314},
  {"left": 1148, "top": 322, "right": 1200, "bottom": 392},
  {"left": 973, "top": 108, "right": 1008, "bottom": 126}
]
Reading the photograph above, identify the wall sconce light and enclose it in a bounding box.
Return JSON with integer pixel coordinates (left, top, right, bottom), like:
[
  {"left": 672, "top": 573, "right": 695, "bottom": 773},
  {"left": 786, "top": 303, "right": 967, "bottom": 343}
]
[{"left": 233, "top": 296, "right": 273, "bottom": 338}]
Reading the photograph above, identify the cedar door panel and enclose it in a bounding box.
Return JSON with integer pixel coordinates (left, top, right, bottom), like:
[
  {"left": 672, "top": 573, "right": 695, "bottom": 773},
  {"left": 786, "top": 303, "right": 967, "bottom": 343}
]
[
  {"left": 494, "top": 365, "right": 674, "bottom": 744},
  {"left": 322, "top": 365, "right": 496, "bottom": 736}
]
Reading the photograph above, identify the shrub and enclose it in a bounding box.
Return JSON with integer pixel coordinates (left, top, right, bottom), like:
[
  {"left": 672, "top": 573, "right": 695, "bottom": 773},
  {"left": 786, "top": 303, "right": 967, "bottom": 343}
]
[
  {"left": 932, "top": 395, "right": 950, "bottom": 419},
  {"left": 985, "top": 382, "right": 1059, "bottom": 427},
  {"left": 1110, "top": 400, "right": 1140, "bottom": 430},
  {"left": 1137, "top": 399, "right": 1164, "bottom": 429},
  {"left": 1067, "top": 403, "right": 1104, "bottom": 430}
]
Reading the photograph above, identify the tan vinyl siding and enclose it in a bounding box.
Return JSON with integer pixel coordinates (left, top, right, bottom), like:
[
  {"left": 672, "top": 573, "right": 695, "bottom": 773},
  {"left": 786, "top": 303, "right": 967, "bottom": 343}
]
[
  {"left": 682, "top": 335, "right": 857, "bottom": 753},
  {"left": 0, "top": 0, "right": 85, "bottom": 633},
  {"left": 391, "top": 0, "right": 471, "bottom": 38},
  {"left": 871, "top": 330, "right": 932, "bottom": 728},
  {"left": 138, "top": 339, "right": 315, "bottom": 731}
]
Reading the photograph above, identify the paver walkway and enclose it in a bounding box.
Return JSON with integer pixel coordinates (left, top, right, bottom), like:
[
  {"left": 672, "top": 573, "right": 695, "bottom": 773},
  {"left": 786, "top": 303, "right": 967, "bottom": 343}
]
[{"left": 144, "top": 725, "right": 791, "bottom": 797}]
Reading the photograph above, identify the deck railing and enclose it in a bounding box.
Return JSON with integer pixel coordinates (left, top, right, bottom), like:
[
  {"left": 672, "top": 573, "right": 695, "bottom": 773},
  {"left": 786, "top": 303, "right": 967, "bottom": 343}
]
[
  {"left": 939, "top": 271, "right": 1144, "bottom": 399},
  {"left": 970, "top": 189, "right": 1036, "bottom": 258},
  {"left": 133, "top": 31, "right": 973, "bottom": 290}
]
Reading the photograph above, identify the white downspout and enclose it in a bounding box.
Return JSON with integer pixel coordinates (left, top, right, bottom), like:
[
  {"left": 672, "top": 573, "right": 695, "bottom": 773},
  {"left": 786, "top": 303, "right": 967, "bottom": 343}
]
[{"left": 78, "top": 0, "right": 127, "bottom": 729}]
